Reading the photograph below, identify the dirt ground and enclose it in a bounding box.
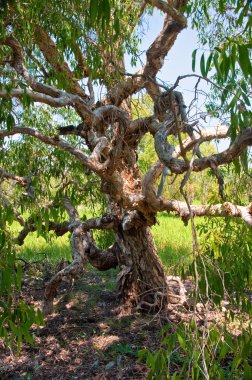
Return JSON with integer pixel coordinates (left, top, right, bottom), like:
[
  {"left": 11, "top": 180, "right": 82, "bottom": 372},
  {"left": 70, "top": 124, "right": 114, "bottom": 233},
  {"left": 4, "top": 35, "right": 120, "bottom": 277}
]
[
  {"left": 1, "top": 265, "right": 251, "bottom": 380},
  {"left": 0, "top": 268, "right": 165, "bottom": 380}
]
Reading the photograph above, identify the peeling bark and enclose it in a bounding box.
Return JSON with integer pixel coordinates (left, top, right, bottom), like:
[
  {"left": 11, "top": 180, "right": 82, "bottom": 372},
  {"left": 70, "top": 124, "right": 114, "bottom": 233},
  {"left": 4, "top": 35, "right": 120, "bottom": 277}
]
[{"left": 115, "top": 212, "right": 186, "bottom": 310}]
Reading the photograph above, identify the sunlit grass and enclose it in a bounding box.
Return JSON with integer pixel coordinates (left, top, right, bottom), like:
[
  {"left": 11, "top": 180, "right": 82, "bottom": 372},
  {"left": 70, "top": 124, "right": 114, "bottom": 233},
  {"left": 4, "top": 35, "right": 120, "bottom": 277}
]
[
  {"left": 18, "top": 233, "right": 72, "bottom": 264},
  {"left": 152, "top": 213, "right": 193, "bottom": 272}
]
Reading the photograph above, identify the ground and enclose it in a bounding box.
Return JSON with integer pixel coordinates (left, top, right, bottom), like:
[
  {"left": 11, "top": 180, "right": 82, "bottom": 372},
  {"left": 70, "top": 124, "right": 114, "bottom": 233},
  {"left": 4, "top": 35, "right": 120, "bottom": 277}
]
[
  {"left": 0, "top": 215, "right": 193, "bottom": 380},
  {"left": 0, "top": 267, "right": 161, "bottom": 380},
  {"left": 1, "top": 263, "right": 251, "bottom": 379}
]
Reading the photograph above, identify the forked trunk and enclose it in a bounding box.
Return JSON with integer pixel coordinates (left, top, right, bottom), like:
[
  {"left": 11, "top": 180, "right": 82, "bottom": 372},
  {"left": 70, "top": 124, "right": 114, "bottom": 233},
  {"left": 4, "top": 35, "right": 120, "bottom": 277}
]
[{"left": 115, "top": 223, "right": 186, "bottom": 310}]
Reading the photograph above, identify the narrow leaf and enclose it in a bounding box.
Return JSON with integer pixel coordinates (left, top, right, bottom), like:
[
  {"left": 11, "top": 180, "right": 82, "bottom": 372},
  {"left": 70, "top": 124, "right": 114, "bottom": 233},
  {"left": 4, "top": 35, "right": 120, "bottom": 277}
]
[
  {"left": 200, "top": 53, "right": 206, "bottom": 77},
  {"left": 192, "top": 49, "right": 197, "bottom": 72},
  {"left": 238, "top": 45, "right": 250, "bottom": 78}
]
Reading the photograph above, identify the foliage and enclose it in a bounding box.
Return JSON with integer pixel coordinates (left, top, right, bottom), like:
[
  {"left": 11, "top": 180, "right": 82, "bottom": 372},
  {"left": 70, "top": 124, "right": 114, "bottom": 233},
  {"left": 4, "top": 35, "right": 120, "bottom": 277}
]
[
  {"left": 139, "top": 322, "right": 252, "bottom": 380},
  {"left": 0, "top": 0, "right": 141, "bottom": 89},
  {"left": 140, "top": 169, "right": 252, "bottom": 378},
  {"left": 196, "top": 217, "right": 252, "bottom": 308},
  {"left": 0, "top": 231, "right": 44, "bottom": 353},
  {"left": 189, "top": 0, "right": 252, "bottom": 167}
]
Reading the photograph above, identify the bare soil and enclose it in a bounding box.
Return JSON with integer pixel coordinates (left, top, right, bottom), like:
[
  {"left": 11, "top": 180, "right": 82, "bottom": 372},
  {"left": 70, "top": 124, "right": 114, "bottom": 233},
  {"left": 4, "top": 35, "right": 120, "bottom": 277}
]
[
  {"left": 0, "top": 268, "right": 162, "bottom": 380},
  {"left": 1, "top": 266, "right": 251, "bottom": 380}
]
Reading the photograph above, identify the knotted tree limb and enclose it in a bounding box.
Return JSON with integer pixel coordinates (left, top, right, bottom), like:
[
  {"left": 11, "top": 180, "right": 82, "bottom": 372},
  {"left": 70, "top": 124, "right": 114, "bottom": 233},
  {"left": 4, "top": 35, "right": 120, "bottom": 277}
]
[
  {"left": 146, "top": 0, "right": 187, "bottom": 27},
  {"left": 0, "top": 88, "right": 92, "bottom": 120},
  {"left": 17, "top": 214, "right": 115, "bottom": 246},
  {"left": 142, "top": 160, "right": 252, "bottom": 228},
  {"left": 155, "top": 126, "right": 252, "bottom": 174},
  {"left": 17, "top": 221, "right": 70, "bottom": 245},
  {"left": 83, "top": 232, "right": 119, "bottom": 270},
  {"left": 0, "top": 126, "right": 105, "bottom": 175},
  {"left": 173, "top": 125, "right": 229, "bottom": 156},
  {"left": 42, "top": 204, "right": 119, "bottom": 315}
]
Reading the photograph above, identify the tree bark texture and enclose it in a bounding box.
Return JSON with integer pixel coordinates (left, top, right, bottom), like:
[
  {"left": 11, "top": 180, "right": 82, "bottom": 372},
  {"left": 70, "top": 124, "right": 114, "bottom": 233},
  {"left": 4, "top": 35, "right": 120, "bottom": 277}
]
[{"left": 115, "top": 222, "right": 186, "bottom": 310}]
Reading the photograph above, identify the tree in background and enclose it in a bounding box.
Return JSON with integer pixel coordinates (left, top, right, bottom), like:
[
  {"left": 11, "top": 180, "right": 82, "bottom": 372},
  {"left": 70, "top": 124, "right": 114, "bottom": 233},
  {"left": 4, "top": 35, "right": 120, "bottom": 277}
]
[{"left": 0, "top": 0, "right": 251, "bottom": 316}]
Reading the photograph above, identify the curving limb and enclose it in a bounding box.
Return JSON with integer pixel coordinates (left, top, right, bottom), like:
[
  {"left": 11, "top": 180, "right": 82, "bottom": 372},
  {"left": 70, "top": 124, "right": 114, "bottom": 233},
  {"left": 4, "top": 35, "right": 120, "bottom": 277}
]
[
  {"left": 42, "top": 203, "right": 119, "bottom": 315},
  {"left": 154, "top": 125, "right": 252, "bottom": 174},
  {"left": 106, "top": 1, "right": 188, "bottom": 105}
]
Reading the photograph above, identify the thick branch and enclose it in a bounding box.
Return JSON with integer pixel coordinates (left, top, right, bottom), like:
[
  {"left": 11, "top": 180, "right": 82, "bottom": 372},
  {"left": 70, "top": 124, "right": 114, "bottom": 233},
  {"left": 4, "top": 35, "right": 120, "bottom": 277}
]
[
  {"left": 147, "top": 0, "right": 187, "bottom": 26},
  {"left": 83, "top": 233, "right": 118, "bottom": 271},
  {"left": 0, "top": 88, "right": 92, "bottom": 120},
  {"left": 0, "top": 126, "right": 103, "bottom": 174},
  {"left": 34, "top": 26, "right": 89, "bottom": 100},
  {"left": 17, "top": 214, "right": 115, "bottom": 245},
  {"left": 173, "top": 125, "right": 229, "bottom": 156},
  {"left": 142, "top": 161, "right": 252, "bottom": 227},
  {"left": 106, "top": 2, "right": 187, "bottom": 105},
  {"left": 17, "top": 221, "right": 70, "bottom": 245},
  {"left": 0, "top": 167, "right": 28, "bottom": 186},
  {"left": 155, "top": 127, "right": 252, "bottom": 173},
  {"left": 2, "top": 36, "right": 63, "bottom": 98},
  {"left": 163, "top": 201, "right": 252, "bottom": 228}
]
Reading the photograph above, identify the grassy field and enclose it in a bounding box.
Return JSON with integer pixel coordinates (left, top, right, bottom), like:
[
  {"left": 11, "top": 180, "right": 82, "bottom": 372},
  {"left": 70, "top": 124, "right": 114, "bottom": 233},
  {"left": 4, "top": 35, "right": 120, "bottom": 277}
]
[
  {"left": 16, "top": 212, "right": 194, "bottom": 272},
  {"left": 152, "top": 213, "right": 193, "bottom": 272}
]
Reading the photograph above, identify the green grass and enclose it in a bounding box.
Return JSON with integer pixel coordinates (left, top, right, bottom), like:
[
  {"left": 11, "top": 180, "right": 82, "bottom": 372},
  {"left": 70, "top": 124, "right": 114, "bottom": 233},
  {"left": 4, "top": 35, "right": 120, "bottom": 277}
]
[
  {"left": 152, "top": 213, "right": 194, "bottom": 272},
  {"left": 14, "top": 212, "right": 194, "bottom": 270},
  {"left": 19, "top": 233, "right": 72, "bottom": 264}
]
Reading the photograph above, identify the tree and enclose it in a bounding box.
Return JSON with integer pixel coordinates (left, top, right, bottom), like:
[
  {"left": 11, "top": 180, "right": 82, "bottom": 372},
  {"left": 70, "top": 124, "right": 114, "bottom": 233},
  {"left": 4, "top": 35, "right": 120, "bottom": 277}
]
[{"left": 0, "top": 0, "right": 251, "bottom": 316}]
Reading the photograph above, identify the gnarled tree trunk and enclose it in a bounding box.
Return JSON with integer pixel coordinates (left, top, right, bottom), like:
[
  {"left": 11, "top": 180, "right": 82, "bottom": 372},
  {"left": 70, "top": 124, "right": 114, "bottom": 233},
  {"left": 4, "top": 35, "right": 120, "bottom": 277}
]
[{"left": 115, "top": 216, "right": 187, "bottom": 310}]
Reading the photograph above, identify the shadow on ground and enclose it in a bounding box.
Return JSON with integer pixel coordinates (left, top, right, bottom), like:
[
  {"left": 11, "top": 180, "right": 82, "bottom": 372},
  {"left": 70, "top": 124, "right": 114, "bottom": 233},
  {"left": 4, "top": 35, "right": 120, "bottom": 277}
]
[{"left": 0, "top": 268, "right": 162, "bottom": 380}]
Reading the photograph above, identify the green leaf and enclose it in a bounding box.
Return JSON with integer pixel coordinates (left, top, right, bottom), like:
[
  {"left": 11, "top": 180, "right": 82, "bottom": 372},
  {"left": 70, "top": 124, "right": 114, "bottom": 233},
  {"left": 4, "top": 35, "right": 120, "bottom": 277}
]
[
  {"left": 205, "top": 53, "right": 213, "bottom": 75},
  {"left": 44, "top": 208, "right": 49, "bottom": 234},
  {"left": 137, "top": 349, "right": 148, "bottom": 362},
  {"left": 221, "top": 87, "right": 229, "bottom": 105},
  {"left": 219, "top": 0, "right": 224, "bottom": 13},
  {"left": 37, "top": 213, "right": 42, "bottom": 236},
  {"left": 101, "top": 0, "right": 110, "bottom": 24},
  {"left": 23, "top": 328, "right": 34, "bottom": 344},
  {"left": 114, "top": 16, "right": 120, "bottom": 35},
  {"left": 16, "top": 264, "right": 22, "bottom": 291},
  {"left": 200, "top": 53, "right": 206, "bottom": 77},
  {"left": 192, "top": 49, "right": 197, "bottom": 72},
  {"left": 233, "top": 158, "right": 241, "bottom": 175},
  {"left": 6, "top": 114, "right": 15, "bottom": 130},
  {"left": 244, "top": 361, "right": 252, "bottom": 380},
  {"left": 241, "top": 91, "right": 251, "bottom": 107},
  {"left": 8, "top": 320, "right": 18, "bottom": 335},
  {"left": 213, "top": 52, "right": 220, "bottom": 75},
  {"left": 90, "top": 0, "right": 99, "bottom": 24},
  {"left": 229, "top": 44, "right": 237, "bottom": 77},
  {"left": 177, "top": 333, "right": 186, "bottom": 351},
  {"left": 36, "top": 308, "right": 45, "bottom": 326},
  {"left": 238, "top": 45, "right": 250, "bottom": 78}
]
